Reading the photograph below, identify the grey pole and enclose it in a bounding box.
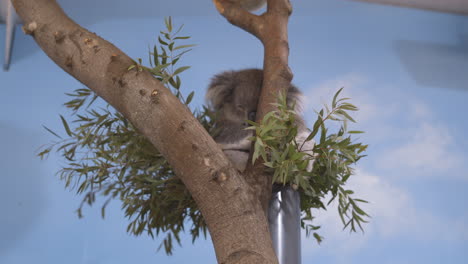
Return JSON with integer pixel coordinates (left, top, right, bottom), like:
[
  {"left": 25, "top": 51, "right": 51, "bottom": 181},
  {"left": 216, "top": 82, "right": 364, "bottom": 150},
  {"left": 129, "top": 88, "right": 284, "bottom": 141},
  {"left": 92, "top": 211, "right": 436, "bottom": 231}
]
[
  {"left": 1, "top": 0, "right": 20, "bottom": 71},
  {"left": 268, "top": 186, "right": 301, "bottom": 264}
]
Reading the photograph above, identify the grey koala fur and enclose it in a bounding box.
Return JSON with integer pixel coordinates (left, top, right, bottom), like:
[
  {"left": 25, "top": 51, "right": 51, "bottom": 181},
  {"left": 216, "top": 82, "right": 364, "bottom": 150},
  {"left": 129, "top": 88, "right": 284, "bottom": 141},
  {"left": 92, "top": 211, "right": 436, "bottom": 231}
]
[{"left": 206, "top": 68, "right": 315, "bottom": 172}]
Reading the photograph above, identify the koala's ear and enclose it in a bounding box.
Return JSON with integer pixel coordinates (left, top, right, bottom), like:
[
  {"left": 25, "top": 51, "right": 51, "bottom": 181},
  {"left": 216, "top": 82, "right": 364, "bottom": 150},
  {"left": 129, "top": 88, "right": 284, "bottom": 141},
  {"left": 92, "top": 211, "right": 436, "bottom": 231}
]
[{"left": 206, "top": 71, "right": 238, "bottom": 110}]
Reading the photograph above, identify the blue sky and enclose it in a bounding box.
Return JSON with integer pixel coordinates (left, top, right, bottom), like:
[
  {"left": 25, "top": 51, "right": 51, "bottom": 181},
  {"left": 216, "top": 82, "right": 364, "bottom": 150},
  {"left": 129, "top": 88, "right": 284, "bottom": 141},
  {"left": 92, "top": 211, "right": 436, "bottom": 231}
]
[{"left": 1, "top": 0, "right": 467, "bottom": 263}]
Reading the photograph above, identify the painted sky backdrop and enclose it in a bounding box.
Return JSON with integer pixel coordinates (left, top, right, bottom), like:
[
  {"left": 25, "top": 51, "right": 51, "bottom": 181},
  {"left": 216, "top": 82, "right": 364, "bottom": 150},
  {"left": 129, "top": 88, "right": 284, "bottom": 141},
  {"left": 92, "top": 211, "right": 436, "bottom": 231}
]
[{"left": 1, "top": 0, "right": 467, "bottom": 263}]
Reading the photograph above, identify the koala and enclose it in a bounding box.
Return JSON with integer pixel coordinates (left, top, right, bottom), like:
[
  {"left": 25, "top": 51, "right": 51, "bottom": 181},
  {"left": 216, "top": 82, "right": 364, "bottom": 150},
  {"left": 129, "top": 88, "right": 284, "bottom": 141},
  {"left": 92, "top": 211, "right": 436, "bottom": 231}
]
[{"left": 205, "top": 68, "right": 315, "bottom": 172}]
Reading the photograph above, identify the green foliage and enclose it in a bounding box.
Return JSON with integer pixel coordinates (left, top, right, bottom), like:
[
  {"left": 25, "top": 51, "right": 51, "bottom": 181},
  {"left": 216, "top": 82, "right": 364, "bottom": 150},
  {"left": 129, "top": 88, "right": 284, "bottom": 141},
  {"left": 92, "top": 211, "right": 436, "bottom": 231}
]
[
  {"left": 39, "top": 17, "right": 211, "bottom": 255},
  {"left": 127, "top": 17, "right": 196, "bottom": 103},
  {"left": 38, "top": 17, "right": 369, "bottom": 254},
  {"left": 248, "top": 89, "right": 369, "bottom": 243}
]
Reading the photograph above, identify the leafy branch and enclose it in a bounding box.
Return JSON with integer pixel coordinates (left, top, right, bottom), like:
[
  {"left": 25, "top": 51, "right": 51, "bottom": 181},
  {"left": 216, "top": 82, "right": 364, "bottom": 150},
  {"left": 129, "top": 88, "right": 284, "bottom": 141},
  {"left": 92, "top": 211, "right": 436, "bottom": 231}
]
[
  {"left": 249, "top": 88, "right": 369, "bottom": 243},
  {"left": 128, "top": 17, "right": 196, "bottom": 105}
]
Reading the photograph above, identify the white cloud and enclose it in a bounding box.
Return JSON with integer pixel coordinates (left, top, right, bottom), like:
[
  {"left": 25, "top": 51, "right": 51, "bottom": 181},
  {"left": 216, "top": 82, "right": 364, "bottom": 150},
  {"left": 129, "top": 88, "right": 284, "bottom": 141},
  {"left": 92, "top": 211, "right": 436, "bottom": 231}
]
[
  {"left": 303, "top": 73, "right": 466, "bottom": 178},
  {"left": 378, "top": 122, "right": 463, "bottom": 173},
  {"left": 302, "top": 73, "right": 400, "bottom": 143},
  {"left": 302, "top": 73, "right": 403, "bottom": 124},
  {"left": 408, "top": 101, "right": 431, "bottom": 120},
  {"left": 302, "top": 168, "right": 468, "bottom": 259},
  {"left": 302, "top": 169, "right": 408, "bottom": 257},
  {"left": 344, "top": 170, "right": 468, "bottom": 242}
]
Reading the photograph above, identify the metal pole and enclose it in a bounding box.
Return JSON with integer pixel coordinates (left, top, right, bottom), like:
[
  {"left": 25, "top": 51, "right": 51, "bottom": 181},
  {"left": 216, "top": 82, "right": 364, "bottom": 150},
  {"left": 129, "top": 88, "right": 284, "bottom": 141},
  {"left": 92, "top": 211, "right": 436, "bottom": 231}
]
[
  {"left": 268, "top": 186, "right": 301, "bottom": 264},
  {"left": 3, "top": 0, "right": 18, "bottom": 71}
]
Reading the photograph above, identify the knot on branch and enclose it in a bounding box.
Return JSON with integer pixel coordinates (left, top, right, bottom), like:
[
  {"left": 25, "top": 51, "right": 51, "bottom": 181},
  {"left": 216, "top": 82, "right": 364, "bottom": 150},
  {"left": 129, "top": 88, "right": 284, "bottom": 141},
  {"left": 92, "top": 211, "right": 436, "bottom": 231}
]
[
  {"left": 215, "top": 171, "right": 228, "bottom": 183},
  {"left": 150, "top": 89, "right": 159, "bottom": 104},
  {"left": 54, "top": 31, "right": 65, "bottom": 43},
  {"left": 22, "top": 21, "right": 37, "bottom": 35},
  {"left": 206, "top": 160, "right": 235, "bottom": 186}
]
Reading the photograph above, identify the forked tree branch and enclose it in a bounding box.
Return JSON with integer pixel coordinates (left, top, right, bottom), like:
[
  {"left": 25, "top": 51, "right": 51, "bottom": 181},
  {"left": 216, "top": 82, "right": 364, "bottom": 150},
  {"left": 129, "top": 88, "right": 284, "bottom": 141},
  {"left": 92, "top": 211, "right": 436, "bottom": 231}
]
[
  {"left": 12, "top": 0, "right": 278, "bottom": 263},
  {"left": 214, "top": 0, "right": 293, "bottom": 211}
]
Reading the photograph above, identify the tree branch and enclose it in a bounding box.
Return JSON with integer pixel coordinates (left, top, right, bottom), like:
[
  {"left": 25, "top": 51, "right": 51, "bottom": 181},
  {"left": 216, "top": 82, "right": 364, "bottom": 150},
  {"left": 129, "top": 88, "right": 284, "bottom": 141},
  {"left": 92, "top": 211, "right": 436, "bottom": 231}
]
[
  {"left": 215, "top": 0, "right": 293, "bottom": 213},
  {"left": 213, "top": 0, "right": 264, "bottom": 39},
  {"left": 12, "top": 0, "right": 277, "bottom": 262}
]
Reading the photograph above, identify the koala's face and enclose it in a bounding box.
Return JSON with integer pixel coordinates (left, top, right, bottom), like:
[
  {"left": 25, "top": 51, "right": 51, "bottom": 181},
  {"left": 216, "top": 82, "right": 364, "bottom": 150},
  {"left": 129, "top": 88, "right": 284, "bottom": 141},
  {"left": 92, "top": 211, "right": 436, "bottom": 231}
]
[
  {"left": 207, "top": 69, "right": 264, "bottom": 145},
  {"left": 220, "top": 78, "right": 260, "bottom": 125}
]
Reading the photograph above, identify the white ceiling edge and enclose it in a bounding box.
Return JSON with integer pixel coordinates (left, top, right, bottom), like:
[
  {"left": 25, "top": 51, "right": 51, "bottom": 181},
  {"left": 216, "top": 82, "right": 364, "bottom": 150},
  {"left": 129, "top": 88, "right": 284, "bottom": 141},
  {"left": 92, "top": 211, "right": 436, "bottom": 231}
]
[{"left": 349, "top": 0, "right": 468, "bottom": 15}]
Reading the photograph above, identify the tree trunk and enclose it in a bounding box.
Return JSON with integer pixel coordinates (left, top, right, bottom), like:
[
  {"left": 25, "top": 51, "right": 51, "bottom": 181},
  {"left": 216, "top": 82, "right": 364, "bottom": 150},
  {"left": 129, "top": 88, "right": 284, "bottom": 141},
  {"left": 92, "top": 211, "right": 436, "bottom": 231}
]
[{"left": 12, "top": 0, "right": 279, "bottom": 263}]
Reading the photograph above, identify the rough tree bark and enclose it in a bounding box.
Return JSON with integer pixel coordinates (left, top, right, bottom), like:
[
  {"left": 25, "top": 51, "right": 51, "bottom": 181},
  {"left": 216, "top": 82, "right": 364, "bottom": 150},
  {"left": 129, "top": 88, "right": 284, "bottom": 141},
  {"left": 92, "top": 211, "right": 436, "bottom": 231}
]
[{"left": 12, "top": 0, "right": 292, "bottom": 263}]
